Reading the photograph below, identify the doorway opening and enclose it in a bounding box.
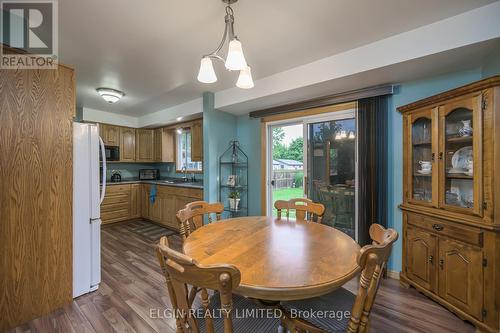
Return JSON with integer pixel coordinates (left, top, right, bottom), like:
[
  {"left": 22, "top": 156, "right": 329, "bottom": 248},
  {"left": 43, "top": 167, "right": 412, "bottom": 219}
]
[{"left": 269, "top": 123, "right": 304, "bottom": 218}]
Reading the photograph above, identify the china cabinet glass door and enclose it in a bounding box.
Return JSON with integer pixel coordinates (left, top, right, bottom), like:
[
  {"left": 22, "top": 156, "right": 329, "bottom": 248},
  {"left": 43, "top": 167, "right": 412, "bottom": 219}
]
[
  {"left": 439, "top": 94, "right": 482, "bottom": 216},
  {"left": 408, "top": 110, "right": 437, "bottom": 206}
]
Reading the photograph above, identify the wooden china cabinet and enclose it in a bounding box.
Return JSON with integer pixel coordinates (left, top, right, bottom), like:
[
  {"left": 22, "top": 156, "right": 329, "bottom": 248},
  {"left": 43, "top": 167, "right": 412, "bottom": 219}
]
[{"left": 399, "top": 76, "right": 500, "bottom": 333}]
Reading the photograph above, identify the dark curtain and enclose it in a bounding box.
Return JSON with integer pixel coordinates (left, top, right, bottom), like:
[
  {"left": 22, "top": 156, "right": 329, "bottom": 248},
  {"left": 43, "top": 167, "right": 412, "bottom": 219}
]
[{"left": 357, "top": 96, "right": 388, "bottom": 246}]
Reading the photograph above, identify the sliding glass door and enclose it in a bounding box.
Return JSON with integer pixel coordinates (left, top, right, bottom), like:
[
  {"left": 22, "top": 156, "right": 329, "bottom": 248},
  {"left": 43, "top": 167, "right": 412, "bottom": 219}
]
[
  {"left": 305, "top": 113, "right": 357, "bottom": 239},
  {"left": 265, "top": 109, "right": 358, "bottom": 240}
]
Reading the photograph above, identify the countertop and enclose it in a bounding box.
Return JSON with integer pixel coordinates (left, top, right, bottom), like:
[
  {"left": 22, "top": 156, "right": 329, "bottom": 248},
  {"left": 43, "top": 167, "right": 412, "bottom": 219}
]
[{"left": 104, "top": 178, "right": 203, "bottom": 190}]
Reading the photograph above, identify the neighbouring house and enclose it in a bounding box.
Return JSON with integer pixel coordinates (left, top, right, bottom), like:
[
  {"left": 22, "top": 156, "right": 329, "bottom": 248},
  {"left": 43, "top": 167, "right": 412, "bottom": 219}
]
[{"left": 273, "top": 159, "right": 304, "bottom": 170}]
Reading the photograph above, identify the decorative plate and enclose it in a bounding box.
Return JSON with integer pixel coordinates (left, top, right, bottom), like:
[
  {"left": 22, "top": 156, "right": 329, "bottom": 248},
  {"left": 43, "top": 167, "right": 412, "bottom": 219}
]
[
  {"left": 448, "top": 168, "right": 467, "bottom": 174},
  {"left": 451, "top": 146, "right": 473, "bottom": 170}
]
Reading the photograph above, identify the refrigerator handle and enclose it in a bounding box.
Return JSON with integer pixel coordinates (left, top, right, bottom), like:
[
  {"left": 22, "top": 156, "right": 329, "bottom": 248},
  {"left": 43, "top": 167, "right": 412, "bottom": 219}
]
[{"left": 99, "top": 136, "right": 106, "bottom": 204}]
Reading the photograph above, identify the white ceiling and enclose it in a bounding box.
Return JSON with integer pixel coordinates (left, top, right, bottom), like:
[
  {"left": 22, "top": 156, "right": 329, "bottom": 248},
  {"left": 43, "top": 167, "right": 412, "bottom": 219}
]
[{"left": 60, "top": 0, "right": 497, "bottom": 116}]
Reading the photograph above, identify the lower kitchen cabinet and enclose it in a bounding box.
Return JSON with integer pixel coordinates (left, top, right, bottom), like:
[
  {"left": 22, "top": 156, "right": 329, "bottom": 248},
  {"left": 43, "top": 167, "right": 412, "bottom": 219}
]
[
  {"left": 130, "top": 184, "right": 141, "bottom": 218},
  {"left": 161, "top": 195, "right": 176, "bottom": 229},
  {"left": 141, "top": 184, "right": 203, "bottom": 230},
  {"left": 101, "top": 185, "right": 132, "bottom": 224},
  {"left": 102, "top": 183, "right": 202, "bottom": 228}
]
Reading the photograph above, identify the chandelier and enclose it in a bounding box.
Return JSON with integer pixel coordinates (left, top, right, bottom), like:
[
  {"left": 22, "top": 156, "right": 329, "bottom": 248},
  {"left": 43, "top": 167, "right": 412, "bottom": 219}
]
[{"left": 197, "top": 0, "right": 254, "bottom": 89}]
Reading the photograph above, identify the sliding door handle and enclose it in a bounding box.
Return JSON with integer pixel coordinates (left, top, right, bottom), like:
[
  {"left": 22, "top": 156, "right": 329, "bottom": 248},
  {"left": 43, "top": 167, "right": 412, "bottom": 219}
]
[{"left": 304, "top": 176, "right": 308, "bottom": 197}]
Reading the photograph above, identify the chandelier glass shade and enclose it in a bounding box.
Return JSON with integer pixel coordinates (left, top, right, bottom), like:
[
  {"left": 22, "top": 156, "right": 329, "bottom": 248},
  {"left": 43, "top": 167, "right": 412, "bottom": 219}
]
[
  {"left": 197, "top": 1, "right": 253, "bottom": 88},
  {"left": 236, "top": 66, "right": 254, "bottom": 89},
  {"left": 197, "top": 57, "right": 217, "bottom": 83}
]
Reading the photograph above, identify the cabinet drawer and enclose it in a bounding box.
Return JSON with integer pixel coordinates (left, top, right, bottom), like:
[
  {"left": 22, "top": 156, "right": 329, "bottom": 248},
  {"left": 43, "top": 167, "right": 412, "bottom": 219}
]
[
  {"left": 101, "top": 202, "right": 129, "bottom": 213},
  {"left": 407, "top": 213, "right": 483, "bottom": 247},
  {"left": 105, "top": 184, "right": 131, "bottom": 193},
  {"left": 102, "top": 193, "right": 129, "bottom": 206},
  {"left": 102, "top": 208, "right": 130, "bottom": 223}
]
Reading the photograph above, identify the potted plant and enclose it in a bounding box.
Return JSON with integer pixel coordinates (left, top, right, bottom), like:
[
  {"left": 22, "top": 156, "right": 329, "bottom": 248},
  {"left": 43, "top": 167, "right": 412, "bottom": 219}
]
[{"left": 228, "top": 191, "right": 241, "bottom": 211}]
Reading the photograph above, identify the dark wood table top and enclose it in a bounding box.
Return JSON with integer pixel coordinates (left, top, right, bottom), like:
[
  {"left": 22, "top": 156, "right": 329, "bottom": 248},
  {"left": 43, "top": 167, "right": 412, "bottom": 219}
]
[{"left": 183, "top": 216, "right": 361, "bottom": 301}]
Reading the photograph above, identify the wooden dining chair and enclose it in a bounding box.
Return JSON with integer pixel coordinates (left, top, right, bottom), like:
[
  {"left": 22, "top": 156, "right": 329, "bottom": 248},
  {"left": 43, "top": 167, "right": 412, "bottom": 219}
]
[
  {"left": 280, "top": 224, "right": 398, "bottom": 333},
  {"left": 274, "top": 198, "right": 325, "bottom": 223},
  {"left": 156, "top": 236, "right": 280, "bottom": 333},
  {"left": 176, "top": 201, "right": 224, "bottom": 241}
]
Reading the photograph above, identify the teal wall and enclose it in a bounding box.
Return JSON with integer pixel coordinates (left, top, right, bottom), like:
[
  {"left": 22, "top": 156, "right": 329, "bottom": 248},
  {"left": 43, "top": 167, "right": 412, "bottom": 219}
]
[
  {"left": 387, "top": 68, "right": 483, "bottom": 271},
  {"left": 200, "top": 101, "right": 261, "bottom": 215},
  {"left": 236, "top": 115, "right": 262, "bottom": 216},
  {"left": 202, "top": 92, "right": 237, "bottom": 205},
  {"left": 482, "top": 46, "right": 500, "bottom": 77}
]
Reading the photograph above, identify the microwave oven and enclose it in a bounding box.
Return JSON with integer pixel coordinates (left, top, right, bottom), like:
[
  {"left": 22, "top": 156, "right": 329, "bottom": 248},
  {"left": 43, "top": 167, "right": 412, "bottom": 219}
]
[{"left": 103, "top": 145, "right": 120, "bottom": 161}]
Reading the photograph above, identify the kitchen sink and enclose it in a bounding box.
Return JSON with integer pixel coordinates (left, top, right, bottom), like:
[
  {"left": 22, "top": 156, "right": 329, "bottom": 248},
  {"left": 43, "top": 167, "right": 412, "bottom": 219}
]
[{"left": 159, "top": 179, "right": 190, "bottom": 184}]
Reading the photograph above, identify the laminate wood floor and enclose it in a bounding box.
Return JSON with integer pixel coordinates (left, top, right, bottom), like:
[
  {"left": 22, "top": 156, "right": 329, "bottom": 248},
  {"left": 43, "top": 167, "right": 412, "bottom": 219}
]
[{"left": 6, "top": 220, "right": 475, "bottom": 333}]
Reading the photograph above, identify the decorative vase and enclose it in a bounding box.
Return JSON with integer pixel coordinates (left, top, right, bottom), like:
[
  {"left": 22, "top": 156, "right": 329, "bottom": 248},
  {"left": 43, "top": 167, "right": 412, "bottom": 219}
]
[
  {"left": 459, "top": 120, "right": 473, "bottom": 137},
  {"left": 228, "top": 198, "right": 240, "bottom": 210}
]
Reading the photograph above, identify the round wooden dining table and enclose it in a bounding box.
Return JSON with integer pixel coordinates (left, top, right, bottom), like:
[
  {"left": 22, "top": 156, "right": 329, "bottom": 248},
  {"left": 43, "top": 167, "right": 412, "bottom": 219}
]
[{"left": 183, "top": 216, "right": 361, "bottom": 301}]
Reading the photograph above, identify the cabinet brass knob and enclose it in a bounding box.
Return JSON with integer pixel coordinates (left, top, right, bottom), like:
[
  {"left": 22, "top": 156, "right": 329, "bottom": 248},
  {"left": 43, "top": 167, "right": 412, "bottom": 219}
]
[
  {"left": 439, "top": 259, "right": 444, "bottom": 269},
  {"left": 432, "top": 224, "right": 444, "bottom": 231},
  {"left": 428, "top": 255, "right": 433, "bottom": 264}
]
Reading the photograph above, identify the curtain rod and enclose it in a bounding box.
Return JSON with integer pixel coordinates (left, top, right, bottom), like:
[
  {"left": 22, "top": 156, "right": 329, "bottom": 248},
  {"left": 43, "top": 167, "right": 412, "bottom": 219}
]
[{"left": 249, "top": 84, "right": 395, "bottom": 118}]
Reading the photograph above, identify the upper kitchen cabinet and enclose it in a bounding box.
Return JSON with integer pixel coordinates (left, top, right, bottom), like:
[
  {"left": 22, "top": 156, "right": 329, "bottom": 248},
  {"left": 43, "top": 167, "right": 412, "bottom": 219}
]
[
  {"left": 120, "top": 127, "right": 136, "bottom": 162},
  {"left": 154, "top": 128, "right": 175, "bottom": 163},
  {"left": 100, "top": 124, "right": 120, "bottom": 146},
  {"left": 136, "top": 129, "right": 155, "bottom": 162},
  {"left": 191, "top": 119, "right": 203, "bottom": 162}
]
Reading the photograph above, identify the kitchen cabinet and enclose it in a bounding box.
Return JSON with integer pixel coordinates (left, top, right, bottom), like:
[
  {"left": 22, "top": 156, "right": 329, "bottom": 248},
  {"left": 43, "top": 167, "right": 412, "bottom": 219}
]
[
  {"left": 142, "top": 184, "right": 202, "bottom": 230},
  {"left": 130, "top": 184, "right": 141, "bottom": 218},
  {"left": 97, "top": 121, "right": 183, "bottom": 163},
  {"left": 399, "top": 76, "right": 500, "bottom": 333},
  {"left": 120, "top": 127, "right": 136, "bottom": 162},
  {"left": 100, "top": 124, "right": 120, "bottom": 146},
  {"left": 136, "top": 129, "right": 155, "bottom": 162},
  {"left": 160, "top": 195, "right": 176, "bottom": 229},
  {"left": 154, "top": 128, "right": 175, "bottom": 162},
  {"left": 191, "top": 119, "right": 203, "bottom": 162},
  {"left": 154, "top": 128, "right": 162, "bottom": 162},
  {"left": 101, "top": 184, "right": 131, "bottom": 224}
]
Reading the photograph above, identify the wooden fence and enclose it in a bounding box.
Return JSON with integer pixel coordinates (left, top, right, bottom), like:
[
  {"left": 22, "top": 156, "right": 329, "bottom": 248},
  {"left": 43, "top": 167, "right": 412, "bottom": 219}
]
[{"left": 272, "top": 170, "right": 303, "bottom": 189}]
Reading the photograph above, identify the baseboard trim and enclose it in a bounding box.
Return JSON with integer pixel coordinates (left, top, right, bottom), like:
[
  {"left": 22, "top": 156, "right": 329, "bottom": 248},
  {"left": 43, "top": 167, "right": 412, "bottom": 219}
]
[{"left": 386, "top": 270, "right": 400, "bottom": 280}]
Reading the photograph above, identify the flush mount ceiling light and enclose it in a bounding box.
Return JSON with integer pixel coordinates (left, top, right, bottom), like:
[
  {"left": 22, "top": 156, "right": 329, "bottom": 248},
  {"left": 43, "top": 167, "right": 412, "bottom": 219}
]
[
  {"left": 197, "top": 0, "right": 254, "bottom": 89},
  {"left": 96, "top": 88, "right": 125, "bottom": 104}
]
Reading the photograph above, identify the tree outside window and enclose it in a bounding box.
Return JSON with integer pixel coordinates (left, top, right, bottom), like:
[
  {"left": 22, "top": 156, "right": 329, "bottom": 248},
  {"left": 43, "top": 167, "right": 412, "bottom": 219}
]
[{"left": 176, "top": 129, "right": 202, "bottom": 172}]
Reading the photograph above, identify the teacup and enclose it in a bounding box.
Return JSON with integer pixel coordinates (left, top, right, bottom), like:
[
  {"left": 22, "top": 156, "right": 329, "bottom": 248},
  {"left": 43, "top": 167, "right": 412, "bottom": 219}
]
[{"left": 419, "top": 161, "right": 432, "bottom": 171}]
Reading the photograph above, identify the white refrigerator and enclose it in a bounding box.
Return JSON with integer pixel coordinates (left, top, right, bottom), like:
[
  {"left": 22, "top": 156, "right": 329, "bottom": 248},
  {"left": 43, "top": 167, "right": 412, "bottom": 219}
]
[{"left": 73, "top": 122, "right": 107, "bottom": 298}]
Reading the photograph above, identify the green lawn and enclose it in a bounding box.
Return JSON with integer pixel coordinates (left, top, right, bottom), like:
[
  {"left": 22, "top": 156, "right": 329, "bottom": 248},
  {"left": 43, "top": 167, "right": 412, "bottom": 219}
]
[{"left": 272, "top": 187, "right": 304, "bottom": 217}]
